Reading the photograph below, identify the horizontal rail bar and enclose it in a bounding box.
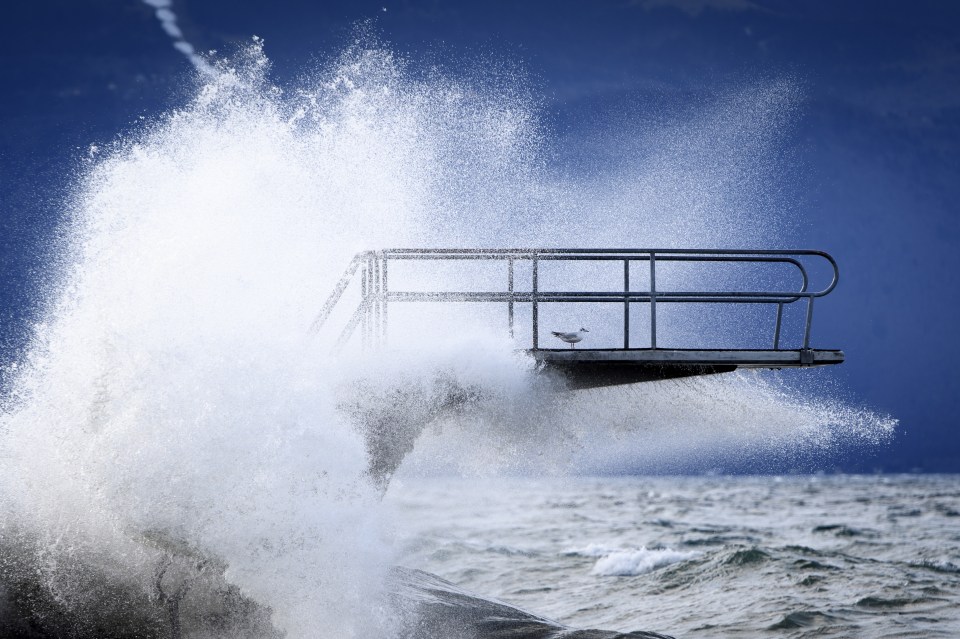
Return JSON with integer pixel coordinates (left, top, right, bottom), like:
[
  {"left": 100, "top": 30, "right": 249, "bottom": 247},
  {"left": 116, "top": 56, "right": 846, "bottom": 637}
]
[
  {"left": 384, "top": 291, "right": 811, "bottom": 303},
  {"left": 385, "top": 253, "right": 808, "bottom": 260},
  {"left": 382, "top": 248, "right": 835, "bottom": 256},
  {"left": 384, "top": 255, "right": 809, "bottom": 289},
  {"left": 381, "top": 249, "right": 834, "bottom": 296}
]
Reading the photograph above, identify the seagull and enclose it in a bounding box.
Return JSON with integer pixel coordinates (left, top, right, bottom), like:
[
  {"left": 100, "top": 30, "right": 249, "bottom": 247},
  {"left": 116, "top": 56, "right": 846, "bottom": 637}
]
[{"left": 551, "top": 327, "right": 589, "bottom": 348}]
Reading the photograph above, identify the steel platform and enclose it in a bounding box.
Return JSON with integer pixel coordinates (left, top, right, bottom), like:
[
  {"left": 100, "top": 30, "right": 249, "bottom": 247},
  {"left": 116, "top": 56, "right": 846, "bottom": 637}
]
[{"left": 530, "top": 348, "right": 844, "bottom": 389}]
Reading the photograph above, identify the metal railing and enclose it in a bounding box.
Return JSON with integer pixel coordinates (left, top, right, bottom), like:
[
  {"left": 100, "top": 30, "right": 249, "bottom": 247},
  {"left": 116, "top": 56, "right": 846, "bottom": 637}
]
[{"left": 310, "top": 249, "right": 839, "bottom": 352}]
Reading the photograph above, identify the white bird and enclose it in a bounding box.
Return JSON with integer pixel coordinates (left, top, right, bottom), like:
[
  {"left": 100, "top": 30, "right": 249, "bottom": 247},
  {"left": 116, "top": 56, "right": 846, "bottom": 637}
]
[{"left": 551, "top": 327, "right": 589, "bottom": 348}]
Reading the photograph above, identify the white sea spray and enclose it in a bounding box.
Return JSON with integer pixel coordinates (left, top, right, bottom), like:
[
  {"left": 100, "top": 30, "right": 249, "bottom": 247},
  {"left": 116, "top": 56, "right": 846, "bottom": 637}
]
[{"left": 0, "top": 35, "right": 896, "bottom": 637}]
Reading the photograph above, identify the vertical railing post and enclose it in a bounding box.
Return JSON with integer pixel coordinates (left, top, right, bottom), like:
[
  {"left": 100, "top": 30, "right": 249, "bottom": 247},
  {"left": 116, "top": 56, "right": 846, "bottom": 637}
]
[
  {"left": 649, "top": 252, "right": 657, "bottom": 349},
  {"left": 380, "top": 253, "right": 387, "bottom": 345},
  {"left": 532, "top": 251, "right": 539, "bottom": 350},
  {"left": 508, "top": 257, "right": 515, "bottom": 339},
  {"left": 623, "top": 259, "right": 630, "bottom": 349},
  {"left": 773, "top": 302, "right": 783, "bottom": 350},
  {"left": 369, "top": 256, "right": 375, "bottom": 348},
  {"left": 360, "top": 260, "right": 369, "bottom": 350},
  {"left": 373, "top": 254, "right": 380, "bottom": 347}
]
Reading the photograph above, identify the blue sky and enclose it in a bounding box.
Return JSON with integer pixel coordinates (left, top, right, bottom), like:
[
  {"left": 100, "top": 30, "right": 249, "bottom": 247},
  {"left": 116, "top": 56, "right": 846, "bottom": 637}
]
[{"left": 1, "top": 0, "right": 958, "bottom": 471}]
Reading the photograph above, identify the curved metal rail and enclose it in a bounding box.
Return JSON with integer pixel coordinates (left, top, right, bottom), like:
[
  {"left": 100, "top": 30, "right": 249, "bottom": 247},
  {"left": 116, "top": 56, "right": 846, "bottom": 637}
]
[{"left": 312, "top": 248, "right": 840, "bottom": 358}]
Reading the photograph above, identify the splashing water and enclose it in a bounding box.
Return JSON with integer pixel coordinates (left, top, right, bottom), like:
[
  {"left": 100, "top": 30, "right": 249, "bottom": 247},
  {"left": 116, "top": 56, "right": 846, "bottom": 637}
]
[{"left": 0, "top": 37, "right": 894, "bottom": 637}]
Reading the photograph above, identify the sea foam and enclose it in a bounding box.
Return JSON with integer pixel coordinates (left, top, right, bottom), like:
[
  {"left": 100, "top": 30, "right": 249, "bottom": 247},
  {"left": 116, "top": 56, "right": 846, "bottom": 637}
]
[{"left": 590, "top": 547, "right": 701, "bottom": 577}]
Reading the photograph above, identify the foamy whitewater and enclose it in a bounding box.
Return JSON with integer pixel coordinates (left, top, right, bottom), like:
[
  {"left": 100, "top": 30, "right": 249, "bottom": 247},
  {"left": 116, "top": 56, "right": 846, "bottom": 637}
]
[{"left": 0, "top": 37, "right": 898, "bottom": 637}]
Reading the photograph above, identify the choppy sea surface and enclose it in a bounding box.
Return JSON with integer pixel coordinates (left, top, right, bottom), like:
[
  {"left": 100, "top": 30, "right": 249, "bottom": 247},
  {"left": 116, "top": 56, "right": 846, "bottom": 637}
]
[{"left": 387, "top": 474, "right": 960, "bottom": 638}]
